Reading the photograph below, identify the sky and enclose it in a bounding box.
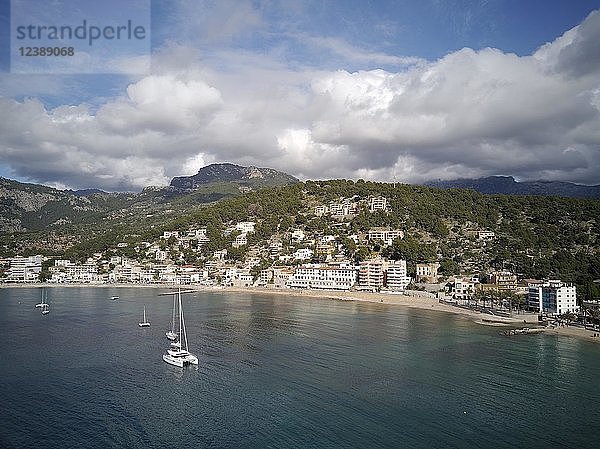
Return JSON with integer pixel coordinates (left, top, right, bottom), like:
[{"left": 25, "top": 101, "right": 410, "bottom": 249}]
[{"left": 0, "top": 0, "right": 600, "bottom": 191}]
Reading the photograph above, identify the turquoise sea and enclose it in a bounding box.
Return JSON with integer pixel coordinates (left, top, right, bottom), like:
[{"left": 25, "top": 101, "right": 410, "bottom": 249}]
[{"left": 1, "top": 287, "right": 599, "bottom": 448}]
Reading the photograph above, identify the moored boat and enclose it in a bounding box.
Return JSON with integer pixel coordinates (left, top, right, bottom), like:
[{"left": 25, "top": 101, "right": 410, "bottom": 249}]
[
  {"left": 162, "top": 289, "right": 198, "bottom": 367},
  {"left": 138, "top": 306, "right": 150, "bottom": 327}
]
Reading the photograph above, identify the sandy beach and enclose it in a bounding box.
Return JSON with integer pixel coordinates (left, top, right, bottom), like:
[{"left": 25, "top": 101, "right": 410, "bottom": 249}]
[{"left": 3, "top": 282, "right": 599, "bottom": 343}]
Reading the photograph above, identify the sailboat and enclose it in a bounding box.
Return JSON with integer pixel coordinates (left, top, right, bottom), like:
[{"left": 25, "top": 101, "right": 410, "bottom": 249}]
[
  {"left": 162, "top": 289, "right": 198, "bottom": 367},
  {"left": 35, "top": 288, "right": 45, "bottom": 308},
  {"left": 37, "top": 288, "right": 50, "bottom": 314},
  {"left": 165, "top": 294, "right": 178, "bottom": 341},
  {"left": 138, "top": 306, "right": 151, "bottom": 327}
]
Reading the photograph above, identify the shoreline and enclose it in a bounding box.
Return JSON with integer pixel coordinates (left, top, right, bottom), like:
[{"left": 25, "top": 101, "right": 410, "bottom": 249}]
[{"left": 3, "top": 282, "right": 598, "bottom": 343}]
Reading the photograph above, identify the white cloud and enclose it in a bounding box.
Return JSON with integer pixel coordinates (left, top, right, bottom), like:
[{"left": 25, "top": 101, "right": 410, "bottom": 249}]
[
  {"left": 0, "top": 11, "right": 599, "bottom": 190},
  {"left": 295, "top": 35, "right": 425, "bottom": 67}
]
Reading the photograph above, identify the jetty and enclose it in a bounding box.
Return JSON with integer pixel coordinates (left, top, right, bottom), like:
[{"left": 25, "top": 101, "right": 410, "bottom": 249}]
[{"left": 501, "top": 327, "right": 545, "bottom": 336}]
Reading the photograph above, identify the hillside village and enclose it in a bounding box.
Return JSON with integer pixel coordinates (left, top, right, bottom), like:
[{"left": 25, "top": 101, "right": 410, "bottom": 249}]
[{"left": 2, "top": 178, "right": 598, "bottom": 320}]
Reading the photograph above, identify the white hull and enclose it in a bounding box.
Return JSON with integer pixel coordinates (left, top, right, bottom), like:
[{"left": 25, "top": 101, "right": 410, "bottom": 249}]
[
  {"left": 161, "top": 289, "right": 198, "bottom": 368},
  {"left": 139, "top": 306, "right": 150, "bottom": 327},
  {"left": 35, "top": 303, "right": 44, "bottom": 308},
  {"left": 163, "top": 352, "right": 198, "bottom": 367}
]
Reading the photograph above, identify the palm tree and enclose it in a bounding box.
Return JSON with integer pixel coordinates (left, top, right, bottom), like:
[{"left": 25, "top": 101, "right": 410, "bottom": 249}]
[
  {"left": 582, "top": 305, "right": 589, "bottom": 329},
  {"left": 588, "top": 308, "right": 600, "bottom": 330}
]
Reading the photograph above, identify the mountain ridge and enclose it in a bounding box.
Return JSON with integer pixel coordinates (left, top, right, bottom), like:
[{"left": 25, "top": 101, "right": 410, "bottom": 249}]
[
  {"left": 170, "top": 163, "right": 299, "bottom": 190},
  {"left": 424, "top": 176, "right": 600, "bottom": 199}
]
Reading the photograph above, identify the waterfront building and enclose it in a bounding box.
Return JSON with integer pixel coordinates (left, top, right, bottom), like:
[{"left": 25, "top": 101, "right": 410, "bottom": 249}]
[
  {"left": 385, "top": 260, "right": 411, "bottom": 292},
  {"left": 416, "top": 262, "right": 440, "bottom": 283},
  {"left": 489, "top": 271, "right": 518, "bottom": 291},
  {"left": 527, "top": 280, "right": 579, "bottom": 315},
  {"left": 359, "top": 259, "right": 385, "bottom": 290},
  {"left": 273, "top": 266, "right": 295, "bottom": 288},
  {"left": 5, "top": 255, "right": 42, "bottom": 282},
  {"left": 452, "top": 277, "right": 477, "bottom": 300},
  {"left": 225, "top": 268, "right": 253, "bottom": 287},
  {"left": 287, "top": 263, "right": 357, "bottom": 290},
  {"left": 259, "top": 269, "right": 273, "bottom": 285},
  {"left": 50, "top": 260, "right": 99, "bottom": 283}
]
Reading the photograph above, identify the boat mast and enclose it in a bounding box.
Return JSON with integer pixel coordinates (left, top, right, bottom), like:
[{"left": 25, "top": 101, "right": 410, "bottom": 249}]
[
  {"left": 178, "top": 289, "right": 184, "bottom": 349},
  {"left": 182, "top": 300, "right": 189, "bottom": 352},
  {"left": 171, "top": 294, "right": 177, "bottom": 333},
  {"left": 178, "top": 288, "right": 189, "bottom": 351}
]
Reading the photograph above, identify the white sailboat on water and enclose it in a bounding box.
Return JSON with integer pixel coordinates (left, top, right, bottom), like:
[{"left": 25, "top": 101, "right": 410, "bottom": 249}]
[
  {"left": 165, "top": 293, "right": 178, "bottom": 341},
  {"left": 35, "top": 288, "right": 46, "bottom": 308},
  {"left": 162, "top": 288, "right": 198, "bottom": 367},
  {"left": 37, "top": 288, "right": 50, "bottom": 314},
  {"left": 138, "top": 306, "right": 151, "bottom": 327}
]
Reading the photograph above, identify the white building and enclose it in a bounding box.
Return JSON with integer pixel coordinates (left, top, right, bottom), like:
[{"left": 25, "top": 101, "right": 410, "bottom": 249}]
[
  {"left": 269, "top": 241, "right": 283, "bottom": 257},
  {"left": 287, "top": 263, "right": 357, "bottom": 290},
  {"left": 386, "top": 260, "right": 411, "bottom": 292},
  {"left": 291, "top": 230, "right": 305, "bottom": 242},
  {"left": 162, "top": 231, "right": 180, "bottom": 239},
  {"left": 359, "top": 259, "right": 385, "bottom": 290},
  {"left": 369, "top": 196, "right": 387, "bottom": 212},
  {"left": 5, "top": 255, "right": 42, "bottom": 282},
  {"left": 367, "top": 228, "right": 404, "bottom": 245},
  {"left": 225, "top": 268, "right": 253, "bottom": 287},
  {"left": 273, "top": 266, "right": 295, "bottom": 288},
  {"left": 188, "top": 228, "right": 209, "bottom": 246},
  {"left": 259, "top": 269, "right": 274, "bottom": 285},
  {"left": 527, "top": 280, "right": 579, "bottom": 315},
  {"left": 453, "top": 277, "right": 477, "bottom": 300},
  {"left": 329, "top": 200, "right": 356, "bottom": 218},
  {"left": 477, "top": 231, "right": 496, "bottom": 240},
  {"left": 293, "top": 248, "right": 314, "bottom": 260},
  {"left": 235, "top": 221, "right": 256, "bottom": 234},
  {"left": 50, "top": 260, "right": 99, "bottom": 283},
  {"left": 154, "top": 250, "right": 168, "bottom": 261},
  {"left": 213, "top": 249, "right": 227, "bottom": 260},
  {"left": 314, "top": 205, "right": 328, "bottom": 216},
  {"left": 233, "top": 233, "right": 248, "bottom": 248}
]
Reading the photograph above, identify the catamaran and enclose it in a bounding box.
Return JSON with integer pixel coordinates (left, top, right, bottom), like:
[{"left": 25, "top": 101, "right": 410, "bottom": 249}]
[
  {"left": 138, "top": 306, "right": 150, "bottom": 327},
  {"left": 162, "top": 289, "right": 198, "bottom": 367}
]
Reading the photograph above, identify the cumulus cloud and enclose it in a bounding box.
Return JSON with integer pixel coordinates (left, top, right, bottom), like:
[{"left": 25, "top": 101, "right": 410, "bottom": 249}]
[{"left": 0, "top": 11, "right": 599, "bottom": 190}]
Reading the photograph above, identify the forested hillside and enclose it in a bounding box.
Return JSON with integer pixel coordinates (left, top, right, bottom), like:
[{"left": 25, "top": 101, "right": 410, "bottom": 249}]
[{"left": 46, "top": 179, "right": 600, "bottom": 298}]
